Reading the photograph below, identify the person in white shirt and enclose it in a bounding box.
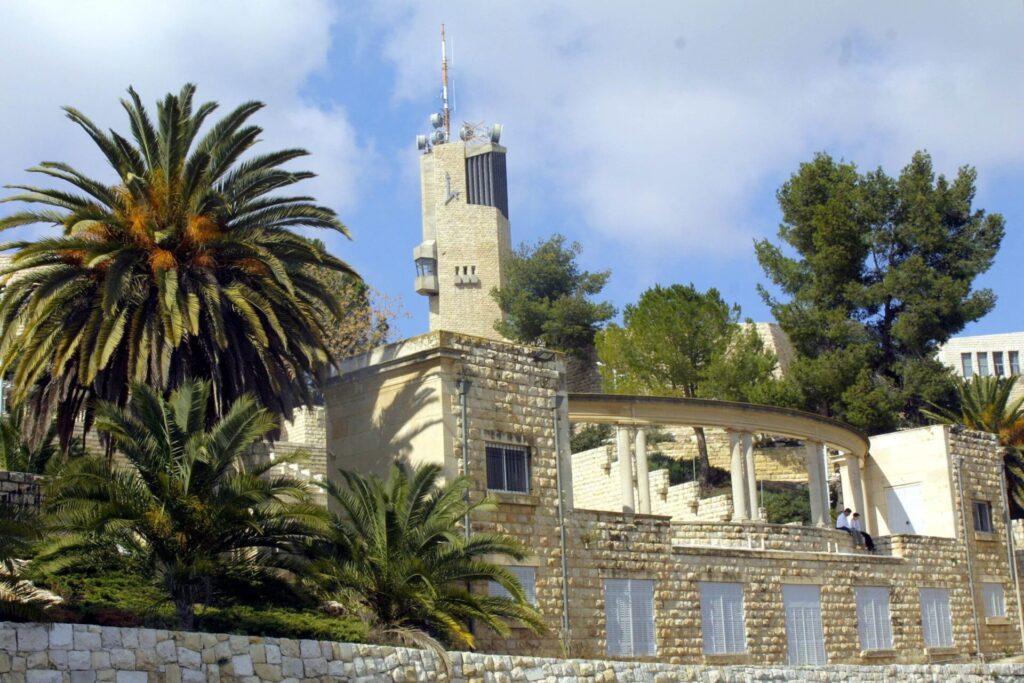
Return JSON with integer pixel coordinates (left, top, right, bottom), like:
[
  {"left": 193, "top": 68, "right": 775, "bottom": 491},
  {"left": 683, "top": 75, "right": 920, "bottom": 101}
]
[
  {"left": 836, "top": 508, "right": 852, "bottom": 531},
  {"left": 851, "top": 512, "right": 875, "bottom": 551}
]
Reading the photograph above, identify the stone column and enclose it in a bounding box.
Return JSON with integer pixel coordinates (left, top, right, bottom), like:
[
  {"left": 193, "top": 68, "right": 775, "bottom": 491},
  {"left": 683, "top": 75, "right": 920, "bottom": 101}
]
[
  {"left": 616, "top": 425, "right": 635, "bottom": 514},
  {"left": 844, "top": 452, "right": 866, "bottom": 527},
  {"left": 730, "top": 431, "right": 750, "bottom": 521},
  {"left": 819, "top": 446, "right": 833, "bottom": 523},
  {"left": 805, "top": 440, "right": 825, "bottom": 527},
  {"left": 742, "top": 432, "right": 758, "bottom": 521},
  {"left": 635, "top": 428, "right": 651, "bottom": 514}
]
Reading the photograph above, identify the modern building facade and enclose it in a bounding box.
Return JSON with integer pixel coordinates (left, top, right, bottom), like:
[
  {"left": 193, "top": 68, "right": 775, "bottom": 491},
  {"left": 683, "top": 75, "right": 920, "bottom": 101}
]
[{"left": 937, "top": 332, "right": 1024, "bottom": 401}]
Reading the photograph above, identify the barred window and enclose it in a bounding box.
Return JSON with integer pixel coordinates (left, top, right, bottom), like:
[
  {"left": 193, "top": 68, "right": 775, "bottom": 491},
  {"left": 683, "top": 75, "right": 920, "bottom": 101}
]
[{"left": 485, "top": 444, "right": 530, "bottom": 493}]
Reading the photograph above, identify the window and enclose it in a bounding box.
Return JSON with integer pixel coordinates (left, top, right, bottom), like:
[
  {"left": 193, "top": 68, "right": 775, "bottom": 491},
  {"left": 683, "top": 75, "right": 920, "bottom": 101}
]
[
  {"left": 782, "top": 584, "right": 827, "bottom": 665},
  {"left": 485, "top": 444, "right": 530, "bottom": 493},
  {"left": 977, "top": 352, "right": 990, "bottom": 377},
  {"left": 855, "top": 587, "right": 893, "bottom": 651},
  {"left": 961, "top": 353, "right": 974, "bottom": 379},
  {"left": 920, "top": 588, "right": 953, "bottom": 648},
  {"left": 604, "top": 578, "right": 656, "bottom": 657},
  {"left": 699, "top": 582, "right": 746, "bottom": 654},
  {"left": 1011, "top": 351, "right": 1021, "bottom": 376},
  {"left": 414, "top": 257, "right": 435, "bottom": 276},
  {"left": 973, "top": 500, "right": 993, "bottom": 533},
  {"left": 994, "top": 352, "right": 1005, "bottom": 377},
  {"left": 983, "top": 583, "right": 1006, "bottom": 618},
  {"left": 489, "top": 566, "right": 537, "bottom": 605}
]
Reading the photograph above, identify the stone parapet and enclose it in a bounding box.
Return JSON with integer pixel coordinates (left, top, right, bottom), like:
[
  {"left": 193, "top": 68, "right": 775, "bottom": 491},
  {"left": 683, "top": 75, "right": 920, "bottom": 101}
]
[{"left": 0, "top": 470, "right": 43, "bottom": 508}]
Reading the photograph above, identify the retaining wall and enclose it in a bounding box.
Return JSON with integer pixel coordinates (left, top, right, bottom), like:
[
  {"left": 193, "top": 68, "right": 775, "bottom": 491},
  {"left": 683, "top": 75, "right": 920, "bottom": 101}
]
[{"left": 3, "top": 622, "right": 1023, "bottom": 683}]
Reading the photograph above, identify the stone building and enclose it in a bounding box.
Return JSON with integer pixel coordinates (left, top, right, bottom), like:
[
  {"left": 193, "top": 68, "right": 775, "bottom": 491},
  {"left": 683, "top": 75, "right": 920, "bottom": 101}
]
[
  {"left": 327, "top": 331, "right": 1024, "bottom": 664},
  {"left": 321, "top": 122, "right": 1024, "bottom": 666}
]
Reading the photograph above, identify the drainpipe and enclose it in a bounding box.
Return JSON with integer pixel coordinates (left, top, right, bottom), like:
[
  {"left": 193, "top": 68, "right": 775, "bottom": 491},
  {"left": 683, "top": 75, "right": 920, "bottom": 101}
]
[
  {"left": 954, "top": 453, "right": 984, "bottom": 659},
  {"left": 552, "top": 396, "right": 572, "bottom": 654},
  {"left": 457, "top": 376, "right": 472, "bottom": 541},
  {"left": 998, "top": 467, "right": 1024, "bottom": 650}
]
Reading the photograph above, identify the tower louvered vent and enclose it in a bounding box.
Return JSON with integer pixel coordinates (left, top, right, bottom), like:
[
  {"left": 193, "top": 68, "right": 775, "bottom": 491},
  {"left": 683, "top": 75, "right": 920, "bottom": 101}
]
[{"left": 465, "top": 152, "right": 509, "bottom": 219}]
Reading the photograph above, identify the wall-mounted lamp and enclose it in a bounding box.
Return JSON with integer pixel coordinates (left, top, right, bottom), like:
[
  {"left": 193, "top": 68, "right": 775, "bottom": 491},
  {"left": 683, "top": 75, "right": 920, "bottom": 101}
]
[{"left": 530, "top": 349, "right": 556, "bottom": 363}]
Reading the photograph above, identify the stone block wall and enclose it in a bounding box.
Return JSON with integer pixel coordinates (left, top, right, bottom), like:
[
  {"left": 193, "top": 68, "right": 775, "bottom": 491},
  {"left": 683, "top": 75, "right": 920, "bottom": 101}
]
[
  {"left": 571, "top": 446, "right": 730, "bottom": 522},
  {"left": 655, "top": 426, "right": 808, "bottom": 483},
  {"left": 0, "top": 470, "right": 43, "bottom": 508},
  {"left": 4, "top": 621, "right": 1024, "bottom": 683},
  {"left": 947, "top": 429, "right": 1022, "bottom": 656}
]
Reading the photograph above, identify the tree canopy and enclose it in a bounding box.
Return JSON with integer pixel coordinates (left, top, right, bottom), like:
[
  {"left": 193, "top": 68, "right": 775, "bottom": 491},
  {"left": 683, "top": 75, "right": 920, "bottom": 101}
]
[
  {"left": 756, "top": 151, "right": 1003, "bottom": 433},
  {"left": 0, "top": 84, "right": 355, "bottom": 447},
  {"left": 492, "top": 235, "right": 615, "bottom": 358},
  {"left": 595, "top": 283, "right": 778, "bottom": 486}
]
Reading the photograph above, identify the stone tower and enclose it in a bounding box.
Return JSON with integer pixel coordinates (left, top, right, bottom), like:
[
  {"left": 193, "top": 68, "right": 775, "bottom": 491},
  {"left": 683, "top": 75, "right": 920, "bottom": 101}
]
[{"left": 413, "top": 140, "right": 512, "bottom": 339}]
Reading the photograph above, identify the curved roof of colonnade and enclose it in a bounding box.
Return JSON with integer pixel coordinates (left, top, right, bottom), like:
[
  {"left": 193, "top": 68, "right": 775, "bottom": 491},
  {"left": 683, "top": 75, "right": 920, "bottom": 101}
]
[{"left": 567, "top": 393, "right": 870, "bottom": 459}]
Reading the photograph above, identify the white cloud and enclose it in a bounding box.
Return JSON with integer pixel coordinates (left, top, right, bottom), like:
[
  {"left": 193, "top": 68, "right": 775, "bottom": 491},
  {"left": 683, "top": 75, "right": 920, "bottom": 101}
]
[
  {"left": 369, "top": 1, "right": 1024, "bottom": 255},
  {"left": 0, "top": 0, "right": 367, "bottom": 225}
]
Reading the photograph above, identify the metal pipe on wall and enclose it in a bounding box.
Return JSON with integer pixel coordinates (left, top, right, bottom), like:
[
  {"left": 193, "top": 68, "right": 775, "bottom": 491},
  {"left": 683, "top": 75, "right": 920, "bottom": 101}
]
[{"left": 552, "top": 397, "right": 572, "bottom": 654}]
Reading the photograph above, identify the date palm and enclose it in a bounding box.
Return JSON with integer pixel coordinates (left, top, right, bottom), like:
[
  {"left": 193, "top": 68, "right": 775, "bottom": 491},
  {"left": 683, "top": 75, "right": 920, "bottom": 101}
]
[
  {"left": 316, "top": 463, "right": 545, "bottom": 649},
  {"left": 40, "top": 380, "right": 322, "bottom": 628},
  {"left": 0, "top": 503, "right": 61, "bottom": 619},
  {"left": 0, "top": 84, "right": 355, "bottom": 447}
]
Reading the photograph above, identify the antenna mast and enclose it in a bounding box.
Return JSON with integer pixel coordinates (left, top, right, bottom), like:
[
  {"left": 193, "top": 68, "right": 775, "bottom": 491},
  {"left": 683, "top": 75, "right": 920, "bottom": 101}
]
[{"left": 441, "top": 24, "right": 451, "bottom": 141}]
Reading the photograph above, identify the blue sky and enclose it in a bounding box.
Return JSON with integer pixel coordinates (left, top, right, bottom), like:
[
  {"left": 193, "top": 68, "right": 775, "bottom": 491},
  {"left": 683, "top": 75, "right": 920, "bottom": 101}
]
[{"left": 2, "top": 1, "right": 1021, "bottom": 339}]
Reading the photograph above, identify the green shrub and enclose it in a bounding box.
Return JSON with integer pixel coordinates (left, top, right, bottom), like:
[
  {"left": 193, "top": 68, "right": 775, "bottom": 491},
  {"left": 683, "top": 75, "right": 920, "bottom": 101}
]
[
  {"left": 35, "top": 570, "right": 366, "bottom": 641},
  {"left": 197, "top": 605, "right": 367, "bottom": 642},
  {"left": 762, "top": 484, "right": 812, "bottom": 525}
]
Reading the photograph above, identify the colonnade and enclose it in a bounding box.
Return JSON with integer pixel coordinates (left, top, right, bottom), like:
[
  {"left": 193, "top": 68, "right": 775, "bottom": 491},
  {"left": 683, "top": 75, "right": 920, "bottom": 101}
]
[
  {"left": 615, "top": 425, "right": 651, "bottom": 514},
  {"left": 614, "top": 424, "right": 843, "bottom": 528}
]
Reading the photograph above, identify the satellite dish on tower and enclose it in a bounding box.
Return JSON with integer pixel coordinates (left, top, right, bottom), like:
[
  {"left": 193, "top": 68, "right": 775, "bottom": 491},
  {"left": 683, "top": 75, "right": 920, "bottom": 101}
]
[
  {"left": 489, "top": 124, "right": 502, "bottom": 144},
  {"left": 416, "top": 135, "right": 428, "bottom": 151},
  {"left": 430, "top": 112, "right": 444, "bottom": 129}
]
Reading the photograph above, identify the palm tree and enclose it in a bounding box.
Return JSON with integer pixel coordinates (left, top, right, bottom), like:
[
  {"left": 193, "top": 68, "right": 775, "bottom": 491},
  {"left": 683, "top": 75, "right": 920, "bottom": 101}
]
[
  {"left": 0, "top": 406, "right": 83, "bottom": 474},
  {"left": 0, "top": 84, "right": 355, "bottom": 448},
  {"left": 40, "top": 380, "right": 322, "bottom": 628},
  {"left": 0, "top": 503, "right": 60, "bottom": 619},
  {"left": 316, "top": 463, "right": 545, "bottom": 649},
  {"left": 925, "top": 375, "right": 1024, "bottom": 514}
]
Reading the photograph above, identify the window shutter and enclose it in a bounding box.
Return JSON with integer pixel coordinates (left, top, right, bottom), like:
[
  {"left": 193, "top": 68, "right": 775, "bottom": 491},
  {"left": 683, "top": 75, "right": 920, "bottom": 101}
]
[
  {"left": 856, "top": 587, "right": 892, "bottom": 651},
  {"left": 605, "top": 579, "right": 656, "bottom": 657},
  {"left": 920, "top": 588, "right": 953, "bottom": 648},
  {"left": 631, "top": 580, "right": 656, "bottom": 656},
  {"left": 489, "top": 566, "right": 537, "bottom": 605},
  {"left": 983, "top": 583, "right": 1005, "bottom": 617},
  {"left": 783, "top": 585, "right": 826, "bottom": 665},
  {"left": 700, "top": 582, "right": 746, "bottom": 654}
]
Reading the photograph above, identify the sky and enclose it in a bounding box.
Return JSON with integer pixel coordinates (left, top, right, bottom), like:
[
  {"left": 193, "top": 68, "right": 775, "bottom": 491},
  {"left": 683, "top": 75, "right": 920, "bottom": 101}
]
[{"left": 1, "top": 1, "right": 1022, "bottom": 339}]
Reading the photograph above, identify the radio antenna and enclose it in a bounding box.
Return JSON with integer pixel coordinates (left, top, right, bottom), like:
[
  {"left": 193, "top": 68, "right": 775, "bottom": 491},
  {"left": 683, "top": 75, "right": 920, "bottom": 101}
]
[{"left": 440, "top": 24, "right": 451, "bottom": 142}]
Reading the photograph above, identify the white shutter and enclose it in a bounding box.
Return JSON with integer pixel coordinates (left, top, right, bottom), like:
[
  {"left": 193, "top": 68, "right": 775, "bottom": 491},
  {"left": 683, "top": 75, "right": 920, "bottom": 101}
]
[
  {"left": 920, "top": 588, "right": 953, "bottom": 647},
  {"left": 699, "top": 582, "right": 747, "bottom": 654},
  {"left": 783, "top": 584, "right": 826, "bottom": 665},
  {"left": 630, "top": 580, "right": 656, "bottom": 656},
  {"left": 604, "top": 579, "right": 656, "bottom": 657},
  {"left": 983, "top": 583, "right": 1006, "bottom": 617},
  {"left": 489, "top": 566, "right": 537, "bottom": 605},
  {"left": 605, "top": 579, "right": 630, "bottom": 656},
  {"left": 855, "top": 587, "right": 893, "bottom": 651}
]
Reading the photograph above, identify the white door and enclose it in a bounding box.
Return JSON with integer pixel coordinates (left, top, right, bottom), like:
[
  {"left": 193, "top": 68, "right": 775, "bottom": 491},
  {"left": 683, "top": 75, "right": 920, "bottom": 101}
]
[
  {"left": 783, "top": 584, "right": 826, "bottom": 665},
  {"left": 885, "top": 483, "right": 924, "bottom": 534}
]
